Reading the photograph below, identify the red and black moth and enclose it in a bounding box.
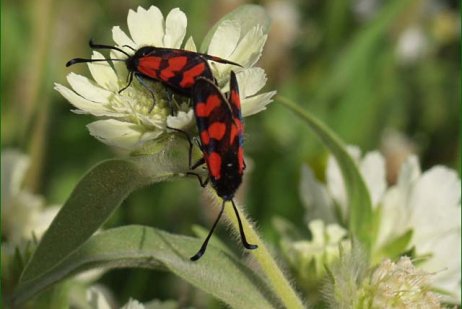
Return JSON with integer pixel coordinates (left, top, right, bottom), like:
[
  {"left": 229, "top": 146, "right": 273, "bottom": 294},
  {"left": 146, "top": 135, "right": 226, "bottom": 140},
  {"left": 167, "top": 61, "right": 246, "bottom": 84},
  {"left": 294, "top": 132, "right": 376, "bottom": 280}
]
[
  {"left": 186, "top": 71, "right": 257, "bottom": 261},
  {"left": 66, "top": 41, "right": 241, "bottom": 112}
]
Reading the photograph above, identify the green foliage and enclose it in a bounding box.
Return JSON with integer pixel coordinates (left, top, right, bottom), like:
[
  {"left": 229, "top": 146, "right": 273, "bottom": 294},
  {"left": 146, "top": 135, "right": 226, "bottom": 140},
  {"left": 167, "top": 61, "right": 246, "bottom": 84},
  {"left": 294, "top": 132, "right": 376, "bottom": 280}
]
[
  {"left": 15, "top": 226, "right": 280, "bottom": 308},
  {"left": 278, "top": 97, "right": 373, "bottom": 251}
]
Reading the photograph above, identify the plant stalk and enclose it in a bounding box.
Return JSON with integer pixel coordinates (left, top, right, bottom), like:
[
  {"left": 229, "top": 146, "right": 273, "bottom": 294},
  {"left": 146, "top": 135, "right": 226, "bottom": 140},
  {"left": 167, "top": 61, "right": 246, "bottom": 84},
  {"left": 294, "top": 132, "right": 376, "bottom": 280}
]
[{"left": 207, "top": 188, "right": 305, "bottom": 309}]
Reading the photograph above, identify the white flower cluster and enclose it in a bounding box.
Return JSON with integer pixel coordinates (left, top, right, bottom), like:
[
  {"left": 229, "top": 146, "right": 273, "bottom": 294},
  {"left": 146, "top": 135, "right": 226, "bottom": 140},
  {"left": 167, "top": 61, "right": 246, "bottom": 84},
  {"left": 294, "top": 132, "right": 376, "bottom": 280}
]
[
  {"left": 1, "top": 149, "right": 60, "bottom": 244},
  {"left": 300, "top": 146, "right": 461, "bottom": 304},
  {"left": 56, "top": 6, "right": 275, "bottom": 151}
]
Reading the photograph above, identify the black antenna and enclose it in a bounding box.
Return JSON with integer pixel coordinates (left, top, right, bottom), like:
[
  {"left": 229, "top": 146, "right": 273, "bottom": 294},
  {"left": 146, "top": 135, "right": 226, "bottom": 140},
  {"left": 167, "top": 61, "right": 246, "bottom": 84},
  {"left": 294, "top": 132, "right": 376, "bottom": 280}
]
[
  {"left": 89, "top": 39, "right": 131, "bottom": 57},
  {"left": 66, "top": 58, "right": 125, "bottom": 67},
  {"left": 231, "top": 200, "right": 258, "bottom": 250},
  {"left": 66, "top": 40, "right": 133, "bottom": 67},
  {"left": 191, "top": 200, "right": 225, "bottom": 261}
]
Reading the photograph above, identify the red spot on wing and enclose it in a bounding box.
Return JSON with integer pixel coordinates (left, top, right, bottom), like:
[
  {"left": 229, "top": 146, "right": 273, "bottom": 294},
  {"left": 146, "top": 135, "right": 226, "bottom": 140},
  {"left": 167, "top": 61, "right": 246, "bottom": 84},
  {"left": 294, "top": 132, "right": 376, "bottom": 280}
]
[
  {"left": 195, "top": 95, "right": 221, "bottom": 117},
  {"left": 158, "top": 57, "right": 188, "bottom": 81},
  {"left": 208, "top": 122, "right": 226, "bottom": 141},
  {"left": 195, "top": 102, "right": 207, "bottom": 117},
  {"left": 238, "top": 147, "right": 244, "bottom": 173},
  {"left": 231, "top": 90, "right": 241, "bottom": 109},
  {"left": 168, "top": 56, "right": 188, "bottom": 70},
  {"left": 200, "top": 130, "right": 210, "bottom": 145},
  {"left": 180, "top": 63, "right": 206, "bottom": 88},
  {"left": 208, "top": 152, "right": 222, "bottom": 179},
  {"left": 160, "top": 68, "right": 175, "bottom": 80},
  {"left": 138, "top": 56, "right": 162, "bottom": 78},
  {"left": 229, "top": 119, "right": 242, "bottom": 144}
]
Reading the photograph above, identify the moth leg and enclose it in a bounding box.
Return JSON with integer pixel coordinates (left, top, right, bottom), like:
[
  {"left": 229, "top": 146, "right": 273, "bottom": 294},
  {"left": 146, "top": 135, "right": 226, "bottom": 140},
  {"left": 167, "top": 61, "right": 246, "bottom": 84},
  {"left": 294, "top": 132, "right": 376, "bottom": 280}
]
[
  {"left": 186, "top": 172, "right": 209, "bottom": 188},
  {"left": 190, "top": 157, "right": 205, "bottom": 170},
  {"left": 231, "top": 200, "right": 258, "bottom": 250},
  {"left": 167, "top": 126, "right": 194, "bottom": 167},
  {"left": 118, "top": 72, "right": 134, "bottom": 94},
  {"left": 134, "top": 74, "right": 157, "bottom": 113},
  {"left": 190, "top": 200, "right": 225, "bottom": 261},
  {"left": 165, "top": 88, "right": 179, "bottom": 116}
]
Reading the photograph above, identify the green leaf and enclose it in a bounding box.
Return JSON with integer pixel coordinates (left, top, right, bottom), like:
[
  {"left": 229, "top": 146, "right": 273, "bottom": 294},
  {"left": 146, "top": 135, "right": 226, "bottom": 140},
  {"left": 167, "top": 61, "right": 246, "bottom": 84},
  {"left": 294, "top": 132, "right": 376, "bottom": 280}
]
[
  {"left": 277, "top": 97, "right": 373, "bottom": 251},
  {"left": 15, "top": 226, "right": 280, "bottom": 309},
  {"left": 19, "top": 136, "right": 191, "bottom": 284},
  {"left": 200, "top": 4, "right": 271, "bottom": 52},
  {"left": 374, "top": 230, "right": 413, "bottom": 263}
]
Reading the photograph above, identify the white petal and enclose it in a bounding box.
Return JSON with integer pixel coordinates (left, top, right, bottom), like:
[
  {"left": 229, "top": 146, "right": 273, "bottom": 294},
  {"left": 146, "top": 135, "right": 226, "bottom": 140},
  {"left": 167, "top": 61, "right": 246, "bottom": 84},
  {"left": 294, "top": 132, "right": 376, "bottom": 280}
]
[
  {"left": 360, "top": 151, "right": 386, "bottom": 207},
  {"left": 418, "top": 229, "right": 461, "bottom": 303},
  {"left": 29, "top": 206, "right": 60, "bottom": 239},
  {"left": 109, "top": 50, "right": 128, "bottom": 77},
  {"left": 375, "top": 186, "right": 412, "bottom": 249},
  {"left": 235, "top": 68, "right": 267, "bottom": 97},
  {"left": 299, "top": 165, "right": 336, "bottom": 223},
  {"left": 163, "top": 8, "right": 187, "bottom": 48},
  {"left": 139, "top": 130, "right": 163, "bottom": 143},
  {"left": 112, "top": 26, "right": 135, "bottom": 48},
  {"left": 55, "top": 83, "right": 113, "bottom": 116},
  {"left": 397, "top": 155, "right": 421, "bottom": 188},
  {"left": 122, "top": 299, "right": 145, "bottom": 309},
  {"left": 128, "top": 6, "right": 164, "bottom": 47},
  {"left": 409, "top": 166, "right": 461, "bottom": 244},
  {"left": 66, "top": 73, "right": 113, "bottom": 103},
  {"left": 229, "top": 26, "right": 267, "bottom": 67},
  {"left": 166, "top": 109, "right": 194, "bottom": 130},
  {"left": 1, "top": 150, "right": 29, "bottom": 198},
  {"left": 241, "top": 91, "right": 276, "bottom": 117},
  {"left": 87, "top": 119, "right": 144, "bottom": 150},
  {"left": 207, "top": 20, "right": 241, "bottom": 58},
  {"left": 87, "top": 287, "right": 111, "bottom": 309},
  {"left": 326, "top": 223, "right": 348, "bottom": 243},
  {"left": 88, "top": 51, "right": 119, "bottom": 92},
  {"left": 183, "top": 36, "right": 197, "bottom": 52}
]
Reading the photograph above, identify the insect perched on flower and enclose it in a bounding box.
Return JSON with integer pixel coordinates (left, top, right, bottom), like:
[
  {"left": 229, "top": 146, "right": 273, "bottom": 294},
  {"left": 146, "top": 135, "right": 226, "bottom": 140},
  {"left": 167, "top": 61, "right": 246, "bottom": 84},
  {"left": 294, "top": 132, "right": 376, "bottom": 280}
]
[
  {"left": 55, "top": 6, "right": 275, "bottom": 151},
  {"left": 185, "top": 71, "right": 257, "bottom": 260},
  {"left": 66, "top": 40, "right": 242, "bottom": 113}
]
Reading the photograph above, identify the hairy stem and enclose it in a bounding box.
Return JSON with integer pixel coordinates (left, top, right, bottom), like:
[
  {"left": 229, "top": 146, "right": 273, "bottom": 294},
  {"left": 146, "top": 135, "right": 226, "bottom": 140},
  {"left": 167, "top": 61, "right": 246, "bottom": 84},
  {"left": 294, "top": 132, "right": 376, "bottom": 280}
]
[{"left": 207, "top": 188, "right": 305, "bottom": 309}]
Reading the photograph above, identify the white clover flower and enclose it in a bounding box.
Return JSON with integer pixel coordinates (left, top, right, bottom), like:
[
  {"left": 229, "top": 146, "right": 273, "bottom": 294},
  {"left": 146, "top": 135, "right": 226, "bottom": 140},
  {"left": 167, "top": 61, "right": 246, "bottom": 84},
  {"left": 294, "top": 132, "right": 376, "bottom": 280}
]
[
  {"left": 290, "top": 220, "right": 350, "bottom": 278},
  {"left": 379, "top": 156, "right": 461, "bottom": 304},
  {"left": 1, "top": 149, "right": 60, "bottom": 244},
  {"left": 324, "top": 251, "right": 442, "bottom": 308},
  {"left": 300, "top": 146, "right": 461, "bottom": 304},
  {"left": 55, "top": 5, "right": 275, "bottom": 151},
  {"left": 364, "top": 257, "right": 442, "bottom": 308}
]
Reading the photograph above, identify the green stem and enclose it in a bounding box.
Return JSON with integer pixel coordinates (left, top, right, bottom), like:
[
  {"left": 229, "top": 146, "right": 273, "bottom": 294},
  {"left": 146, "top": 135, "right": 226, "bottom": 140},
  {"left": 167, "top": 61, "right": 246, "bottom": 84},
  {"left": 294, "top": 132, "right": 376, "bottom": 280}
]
[
  {"left": 277, "top": 95, "right": 373, "bottom": 252},
  {"left": 207, "top": 188, "right": 305, "bottom": 309}
]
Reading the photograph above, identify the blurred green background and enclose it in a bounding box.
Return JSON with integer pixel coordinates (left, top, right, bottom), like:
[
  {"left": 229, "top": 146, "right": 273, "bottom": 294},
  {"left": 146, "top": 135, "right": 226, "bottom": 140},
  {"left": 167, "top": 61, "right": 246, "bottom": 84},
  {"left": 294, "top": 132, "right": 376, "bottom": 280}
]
[{"left": 2, "top": 0, "right": 459, "bottom": 307}]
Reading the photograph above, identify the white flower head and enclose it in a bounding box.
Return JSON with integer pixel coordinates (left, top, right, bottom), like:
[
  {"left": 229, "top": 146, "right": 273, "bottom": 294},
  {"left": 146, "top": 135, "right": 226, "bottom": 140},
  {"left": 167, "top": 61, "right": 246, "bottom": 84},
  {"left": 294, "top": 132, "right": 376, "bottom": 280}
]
[
  {"left": 300, "top": 146, "right": 461, "bottom": 304},
  {"left": 1, "top": 149, "right": 60, "bottom": 244},
  {"left": 290, "top": 220, "right": 350, "bottom": 278},
  {"left": 380, "top": 158, "right": 461, "bottom": 304},
  {"left": 365, "top": 257, "right": 442, "bottom": 308},
  {"left": 324, "top": 253, "right": 442, "bottom": 308},
  {"left": 56, "top": 5, "right": 275, "bottom": 151}
]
